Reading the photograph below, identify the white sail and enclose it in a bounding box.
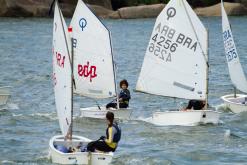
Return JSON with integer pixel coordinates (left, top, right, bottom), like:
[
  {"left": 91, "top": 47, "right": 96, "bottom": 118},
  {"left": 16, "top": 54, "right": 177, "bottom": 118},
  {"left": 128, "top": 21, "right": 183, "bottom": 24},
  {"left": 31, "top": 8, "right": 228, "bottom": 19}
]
[
  {"left": 70, "top": 0, "right": 116, "bottom": 99},
  {"left": 221, "top": 1, "right": 247, "bottom": 93},
  {"left": 136, "top": 0, "right": 207, "bottom": 100},
  {"left": 52, "top": 2, "right": 72, "bottom": 137}
]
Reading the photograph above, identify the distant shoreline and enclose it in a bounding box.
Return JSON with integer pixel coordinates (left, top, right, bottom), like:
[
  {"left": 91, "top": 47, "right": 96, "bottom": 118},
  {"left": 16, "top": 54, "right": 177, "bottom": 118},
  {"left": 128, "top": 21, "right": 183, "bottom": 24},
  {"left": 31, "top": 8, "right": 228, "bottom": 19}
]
[{"left": 0, "top": 2, "right": 247, "bottom": 19}]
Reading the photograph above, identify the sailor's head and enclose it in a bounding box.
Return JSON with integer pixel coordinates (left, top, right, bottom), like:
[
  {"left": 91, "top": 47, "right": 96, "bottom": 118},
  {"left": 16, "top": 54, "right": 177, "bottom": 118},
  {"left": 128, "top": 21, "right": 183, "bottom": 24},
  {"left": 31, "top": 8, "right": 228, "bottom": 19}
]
[
  {"left": 120, "top": 79, "right": 128, "bottom": 89},
  {"left": 106, "top": 111, "right": 114, "bottom": 126}
]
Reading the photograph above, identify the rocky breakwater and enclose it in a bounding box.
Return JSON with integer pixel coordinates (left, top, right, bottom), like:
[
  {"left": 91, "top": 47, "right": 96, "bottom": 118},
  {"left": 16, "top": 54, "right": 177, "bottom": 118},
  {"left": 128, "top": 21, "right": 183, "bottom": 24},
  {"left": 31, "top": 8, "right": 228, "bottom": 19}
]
[
  {"left": 195, "top": 2, "right": 247, "bottom": 16},
  {"left": 109, "top": 4, "right": 165, "bottom": 19},
  {"left": 1, "top": 1, "right": 247, "bottom": 18},
  {"left": 0, "top": 0, "right": 112, "bottom": 17}
]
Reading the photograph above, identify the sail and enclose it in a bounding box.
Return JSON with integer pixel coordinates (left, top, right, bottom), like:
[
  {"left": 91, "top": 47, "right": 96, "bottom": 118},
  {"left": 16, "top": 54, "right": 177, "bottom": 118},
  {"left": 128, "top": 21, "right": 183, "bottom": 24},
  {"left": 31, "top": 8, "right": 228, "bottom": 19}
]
[
  {"left": 136, "top": 0, "right": 207, "bottom": 100},
  {"left": 70, "top": 0, "right": 116, "bottom": 99},
  {"left": 52, "top": 1, "right": 72, "bottom": 137},
  {"left": 221, "top": 1, "right": 247, "bottom": 93}
]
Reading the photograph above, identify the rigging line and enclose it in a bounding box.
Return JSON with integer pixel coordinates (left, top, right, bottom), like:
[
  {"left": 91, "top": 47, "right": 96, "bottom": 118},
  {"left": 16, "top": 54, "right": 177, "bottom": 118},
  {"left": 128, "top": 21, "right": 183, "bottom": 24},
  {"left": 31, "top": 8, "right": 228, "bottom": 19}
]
[
  {"left": 48, "top": 0, "right": 56, "bottom": 16},
  {"left": 93, "top": 99, "right": 101, "bottom": 110},
  {"left": 57, "top": 2, "right": 75, "bottom": 81},
  {"left": 57, "top": 1, "right": 76, "bottom": 90}
]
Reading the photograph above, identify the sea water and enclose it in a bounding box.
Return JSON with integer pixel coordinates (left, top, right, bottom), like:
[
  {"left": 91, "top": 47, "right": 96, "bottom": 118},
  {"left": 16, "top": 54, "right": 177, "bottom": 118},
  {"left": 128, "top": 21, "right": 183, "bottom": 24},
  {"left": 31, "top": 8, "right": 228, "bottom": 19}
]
[{"left": 0, "top": 17, "right": 247, "bottom": 164}]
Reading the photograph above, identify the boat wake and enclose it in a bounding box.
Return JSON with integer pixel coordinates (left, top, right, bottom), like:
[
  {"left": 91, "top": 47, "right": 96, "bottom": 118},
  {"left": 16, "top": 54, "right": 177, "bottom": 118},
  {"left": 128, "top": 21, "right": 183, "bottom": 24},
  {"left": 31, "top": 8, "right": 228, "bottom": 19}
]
[
  {"left": 215, "top": 103, "right": 232, "bottom": 113},
  {"left": 29, "top": 113, "right": 57, "bottom": 121},
  {"left": 224, "top": 129, "right": 246, "bottom": 140}
]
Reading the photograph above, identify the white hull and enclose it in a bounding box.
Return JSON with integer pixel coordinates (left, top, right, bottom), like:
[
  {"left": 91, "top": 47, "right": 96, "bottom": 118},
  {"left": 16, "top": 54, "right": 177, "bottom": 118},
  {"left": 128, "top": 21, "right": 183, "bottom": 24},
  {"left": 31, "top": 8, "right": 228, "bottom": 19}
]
[
  {"left": 80, "top": 107, "right": 131, "bottom": 120},
  {"left": 145, "top": 110, "right": 220, "bottom": 126},
  {"left": 0, "top": 86, "right": 11, "bottom": 106},
  {"left": 49, "top": 135, "right": 113, "bottom": 165},
  {"left": 221, "top": 94, "right": 247, "bottom": 113}
]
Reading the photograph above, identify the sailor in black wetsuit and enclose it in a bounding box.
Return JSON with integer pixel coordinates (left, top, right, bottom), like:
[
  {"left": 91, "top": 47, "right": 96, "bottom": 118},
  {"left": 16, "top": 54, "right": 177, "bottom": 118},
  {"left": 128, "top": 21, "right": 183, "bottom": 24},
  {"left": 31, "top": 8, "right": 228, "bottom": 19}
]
[
  {"left": 87, "top": 111, "right": 121, "bottom": 152},
  {"left": 106, "top": 79, "right": 131, "bottom": 109},
  {"left": 185, "top": 100, "right": 206, "bottom": 110}
]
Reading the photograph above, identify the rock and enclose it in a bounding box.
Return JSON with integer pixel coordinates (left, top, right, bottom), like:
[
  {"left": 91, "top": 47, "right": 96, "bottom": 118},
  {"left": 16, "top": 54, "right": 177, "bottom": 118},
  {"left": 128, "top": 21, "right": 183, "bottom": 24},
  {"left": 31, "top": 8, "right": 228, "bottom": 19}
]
[
  {"left": 0, "top": 0, "right": 57, "bottom": 17},
  {"left": 0, "top": 0, "right": 113, "bottom": 17},
  {"left": 111, "top": 0, "right": 139, "bottom": 10},
  {"left": 195, "top": 2, "right": 247, "bottom": 16},
  {"left": 114, "top": 4, "right": 165, "bottom": 19},
  {"left": 84, "top": 0, "right": 112, "bottom": 10},
  {"left": 87, "top": 4, "right": 114, "bottom": 18},
  {"left": 108, "top": 11, "right": 121, "bottom": 19},
  {"left": 59, "top": 3, "right": 76, "bottom": 17}
]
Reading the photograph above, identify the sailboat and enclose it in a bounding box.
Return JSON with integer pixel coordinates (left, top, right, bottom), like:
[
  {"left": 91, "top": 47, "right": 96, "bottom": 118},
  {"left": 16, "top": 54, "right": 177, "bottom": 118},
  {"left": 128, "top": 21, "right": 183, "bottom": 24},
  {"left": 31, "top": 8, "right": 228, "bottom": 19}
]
[
  {"left": 49, "top": 1, "right": 113, "bottom": 164},
  {"left": 0, "top": 86, "right": 10, "bottom": 107},
  {"left": 135, "top": 0, "right": 220, "bottom": 126},
  {"left": 70, "top": 0, "right": 131, "bottom": 120},
  {"left": 220, "top": 0, "right": 247, "bottom": 114}
]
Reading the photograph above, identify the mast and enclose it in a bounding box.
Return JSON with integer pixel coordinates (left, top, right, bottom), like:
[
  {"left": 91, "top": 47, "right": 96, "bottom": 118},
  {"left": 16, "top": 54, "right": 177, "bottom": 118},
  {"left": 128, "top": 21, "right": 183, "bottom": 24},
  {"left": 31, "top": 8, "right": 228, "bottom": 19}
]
[
  {"left": 69, "top": 29, "right": 74, "bottom": 140},
  {"left": 205, "top": 29, "right": 209, "bottom": 109},
  {"left": 110, "top": 32, "right": 119, "bottom": 109},
  {"left": 234, "top": 86, "right": 237, "bottom": 98}
]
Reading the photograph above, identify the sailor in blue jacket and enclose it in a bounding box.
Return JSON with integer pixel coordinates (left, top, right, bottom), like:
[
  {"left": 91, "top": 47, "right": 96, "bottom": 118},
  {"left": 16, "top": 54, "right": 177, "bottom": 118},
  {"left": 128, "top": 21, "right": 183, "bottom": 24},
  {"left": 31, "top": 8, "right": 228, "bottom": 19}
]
[{"left": 106, "top": 79, "right": 131, "bottom": 109}]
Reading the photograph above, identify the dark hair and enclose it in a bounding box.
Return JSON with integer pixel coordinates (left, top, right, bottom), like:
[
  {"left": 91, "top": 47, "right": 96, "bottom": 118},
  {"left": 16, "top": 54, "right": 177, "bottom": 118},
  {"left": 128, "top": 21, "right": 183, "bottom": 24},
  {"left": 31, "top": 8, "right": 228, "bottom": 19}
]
[
  {"left": 106, "top": 111, "right": 114, "bottom": 125},
  {"left": 119, "top": 79, "right": 129, "bottom": 88}
]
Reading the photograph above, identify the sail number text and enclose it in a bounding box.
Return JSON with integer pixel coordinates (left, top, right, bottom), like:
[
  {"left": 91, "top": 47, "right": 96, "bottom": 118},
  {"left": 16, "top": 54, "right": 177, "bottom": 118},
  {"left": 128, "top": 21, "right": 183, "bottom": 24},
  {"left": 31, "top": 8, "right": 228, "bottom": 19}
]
[
  {"left": 148, "top": 23, "right": 198, "bottom": 62},
  {"left": 223, "top": 30, "right": 238, "bottom": 62},
  {"left": 55, "top": 52, "right": 66, "bottom": 68}
]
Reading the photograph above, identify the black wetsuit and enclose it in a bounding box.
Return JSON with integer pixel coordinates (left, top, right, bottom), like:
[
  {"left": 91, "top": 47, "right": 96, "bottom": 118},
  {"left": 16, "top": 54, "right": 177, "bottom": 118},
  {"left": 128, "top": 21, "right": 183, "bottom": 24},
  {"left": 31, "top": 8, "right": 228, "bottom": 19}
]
[
  {"left": 186, "top": 100, "right": 205, "bottom": 110},
  {"left": 106, "top": 89, "right": 131, "bottom": 109}
]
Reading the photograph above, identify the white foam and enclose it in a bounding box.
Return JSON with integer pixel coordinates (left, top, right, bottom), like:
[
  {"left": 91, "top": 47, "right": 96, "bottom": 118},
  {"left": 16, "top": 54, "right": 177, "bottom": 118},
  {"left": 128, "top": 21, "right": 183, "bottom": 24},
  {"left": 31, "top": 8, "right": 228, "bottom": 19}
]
[{"left": 7, "top": 103, "right": 19, "bottom": 110}]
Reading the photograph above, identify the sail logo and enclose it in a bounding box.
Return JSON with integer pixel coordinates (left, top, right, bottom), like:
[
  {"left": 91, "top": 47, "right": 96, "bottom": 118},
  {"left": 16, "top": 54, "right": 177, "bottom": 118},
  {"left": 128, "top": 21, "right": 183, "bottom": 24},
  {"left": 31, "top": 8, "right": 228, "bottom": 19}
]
[
  {"left": 56, "top": 52, "right": 65, "bottom": 68},
  {"left": 79, "top": 18, "right": 87, "bottom": 31},
  {"left": 78, "top": 62, "right": 97, "bottom": 82},
  {"left": 166, "top": 7, "right": 176, "bottom": 20}
]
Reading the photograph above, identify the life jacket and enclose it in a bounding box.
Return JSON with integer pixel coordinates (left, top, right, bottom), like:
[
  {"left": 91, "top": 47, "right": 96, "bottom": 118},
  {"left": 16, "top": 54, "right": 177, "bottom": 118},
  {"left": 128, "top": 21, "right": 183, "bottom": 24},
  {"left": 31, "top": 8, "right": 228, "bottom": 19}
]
[
  {"left": 119, "top": 89, "right": 131, "bottom": 105},
  {"left": 113, "top": 123, "right": 121, "bottom": 143},
  {"left": 106, "top": 123, "right": 121, "bottom": 143}
]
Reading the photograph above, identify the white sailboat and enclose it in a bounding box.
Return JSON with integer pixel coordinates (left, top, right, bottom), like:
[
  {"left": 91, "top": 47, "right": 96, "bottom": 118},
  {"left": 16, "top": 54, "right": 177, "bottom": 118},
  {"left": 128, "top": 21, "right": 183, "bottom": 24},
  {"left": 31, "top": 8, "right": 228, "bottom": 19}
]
[
  {"left": 70, "top": 0, "right": 131, "bottom": 120},
  {"left": 49, "top": 1, "right": 113, "bottom": 164},
  {"left": 0, "top": 86, "right": 10, "bottom": 107},
  {"left": 220, "top": 0, "right": 247, "bottom": 114},
  {"left": 136, "top": 0, "right": 220, "bottom": 126}
]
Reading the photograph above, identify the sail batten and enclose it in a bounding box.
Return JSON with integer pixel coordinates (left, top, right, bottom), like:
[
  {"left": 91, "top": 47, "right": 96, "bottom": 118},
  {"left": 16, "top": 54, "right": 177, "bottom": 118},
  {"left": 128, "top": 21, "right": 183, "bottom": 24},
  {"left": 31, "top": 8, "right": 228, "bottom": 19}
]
[
  {"left": 70, "top": 0, "right": 116, "bottom": 99},
  {"left": 53, "top": 1, "right": 72, "bottom": 137},
  {"left": 136, "top": 0, "right": 207, "bottom": 100},
  {"left": 221, "top": 0, "right": 247, "bottom": 93}
]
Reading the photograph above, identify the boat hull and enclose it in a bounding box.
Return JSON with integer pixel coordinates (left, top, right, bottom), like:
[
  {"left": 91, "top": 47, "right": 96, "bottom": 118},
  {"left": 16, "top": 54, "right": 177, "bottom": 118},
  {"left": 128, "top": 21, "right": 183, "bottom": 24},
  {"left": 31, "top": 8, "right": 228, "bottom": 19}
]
[
  {"left": 80, "top": 107, "right": 131, "bottom": 120},
  {"left": 0, "top": 86, "right": 11, "bottom": 106},
  {"left": 221, "top": 94, "right": 247, "bottom": 113},
  {"left": 49, "top": 135, "right": 113, "bottom": 165},
  {"left": 145, "top": 110, "right": 220, "bottom": 126}
]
